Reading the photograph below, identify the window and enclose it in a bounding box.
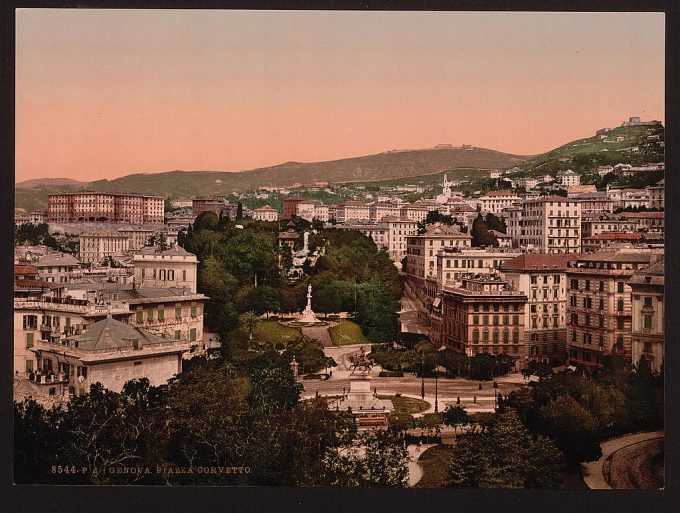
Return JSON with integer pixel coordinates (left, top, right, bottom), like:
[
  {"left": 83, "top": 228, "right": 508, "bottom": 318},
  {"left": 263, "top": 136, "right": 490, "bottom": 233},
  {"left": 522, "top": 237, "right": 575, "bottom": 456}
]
[
  {"left": 133, "top": 361, "right": 142, "bottom": 366},
  {"left": 493, "top": 315, "right": 499, "bottom": 326},
  {"left": 617, "top": 299, "right": 624, "bottom": 312},
  {"left": 493, "top": 330, "right": 499, "bottom": 343},
  {"left": 503, "top": 329, "right": 509, "bottom": 343},
  {"left": 183, "top": 270, "right": 187, "bottom": 281},
  {"left": 22, "top": 315, "right": 38, "bottom": 330},
  {"left": 585, "top": 280, "right": 590, "bottom": 291},
  {"left": 473, "top": 315, "right": 479, "bottom": 325},
  {"left": 175, "top": 307, "right": 182, "bottom": 319},
  {"left": 531, "top": 276, "right": 537, "bottom": 285},
  {"left": 190, "top": 328, "right": 197, "bottom": 342},
  {"left": 168, "top": 270, "right": 175, "bottom": 281},
  {"left": 482, "top": 329, "right": 489, "bottom": 342},
  {"left": 159, "top": 269, "right": 166, "bottom": 281},
  {"left": 472, "top": 329, "right": 480, "bottom": 342},
  {"left": 132, "top": 339, "right": 140, "bottom": 350},
  {"left": 617, "top": 318, "right": 625, "bottom": 330},
  {"left": 513, "top": 315, "right": 519, "bottom": 325},
  {"left": 148, "top": 309, "right": 154, "bottom": 321},
  {"left": 191, "top": 306, "right": 197, "bottom": 317},
  {"left": 158, "top": 309, "right": 165, "bottom": 321},
  {"left": 136, "top": 310, "right": 143, "bottom": 323},
  {"left": 25, "top": 360, "right": 34, "bottom": 373},
  {"left": 617, "top": 282, "right": 624, "bottom": 293},
  {"left": 644, "top": 315, "right": 653, "bottom": 329},
  {"left": 644, "top": 341, "right": 652, "bottom": 353},
  {"left": 512, "top": 329, "right": 519, "bottom": 343},
  {"left": 599, "top": 298, "right": 605, "bottom": 310},
  {"left": 26, "top": 333, "right": 34, "bottom": 348},
  {"left": 175, "top": 330, "right": 181, "bottom": 340},
  {"left": 643, "top": 297, "right": 653, "bottom": 308}
]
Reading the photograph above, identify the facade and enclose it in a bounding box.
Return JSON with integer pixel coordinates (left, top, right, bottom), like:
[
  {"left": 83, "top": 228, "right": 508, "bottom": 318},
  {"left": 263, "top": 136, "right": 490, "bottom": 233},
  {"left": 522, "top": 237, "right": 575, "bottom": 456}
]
[
  {"left": 27, "top": 317, "right": 189, "bottom": 402},
  {"left": 566, "top": 251, "right": 660, "bottom": 370},
  {"left": 620, "top": 211, "right": 664, "bottom": 234},
  {"left": 628, "top": 259, "right": 664, "bottom": 372},
  {"left": 29, "top": 211, "right": 46, "bottom": 224},
  {"left": 192, "top": 197, "right": 226, "bottom": 217},
  {"left": 370, "top": 202, "right": 402, "bottom": 222},
  {"left": 582, "top": 233, "right": 642, "bottom": 252},
  {"left": 399, "top": 205, "right": 430, "bottom": 223},
  {"left": 337, "top": 201, "right": 371, "bottom": 223},
  {"left": 439, "top": 277, "right": 527, "bottom": 367},
  {"left": 436, "top": 248, "right": 521, "bottom": 290},
  {"left": 406, "top": 223, "right": 472, "bottom": 301},
  {"left": 79, "top": 231, "right": 130, "bottom": 265},
  {"left": 501, "top": 254, "right": 579, "bottom": 365},
  {"left": 34, "top": 253, "right": 82, "bottom": 284},
  {"left": 296, "top": 200, "right": 329, "bottom": 222},
  {"left": 384, "top": 217, "right": 419, "bottom": 263},
  {"left": 282, "top": 197, "right": 305, "bottom": 219},
  {"left": 572, "top": 192, "right": 615, "bottom": 214},
  {"left": 581, "top": 213, "right": 637, "bottom": 238},
  {"left": 646, "top": 180, "right": 664, "bottom": 210},
  {"left": 513, "top": 196, "right": 581, "bottom": 254},
  {"left": 489, "top": 230, "right": 513, "bottom": 248},
  {"left": 252, "top": 205, "right": 280, "bottom": 222},
  {"left": 557, "top": 170, "right": 581, "bottom": 187},
  {"left": 477, "top": 190, "right": 522, "bottom": 214},
  {"left": 118, "top": 227, "right": 155, "bottom": 251},
  {"left": 133, "top": 245, "right": 198, "bottom": 293},
  {"left": 48, "top": 192, "right": 163, "bottom": 224}
]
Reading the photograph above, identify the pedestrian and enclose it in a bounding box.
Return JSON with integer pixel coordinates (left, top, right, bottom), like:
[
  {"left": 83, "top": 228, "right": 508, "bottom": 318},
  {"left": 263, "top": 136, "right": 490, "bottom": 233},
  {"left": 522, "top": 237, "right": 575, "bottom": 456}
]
[{"left": 473, "top": 395, "right": 477, "bottom": 404}]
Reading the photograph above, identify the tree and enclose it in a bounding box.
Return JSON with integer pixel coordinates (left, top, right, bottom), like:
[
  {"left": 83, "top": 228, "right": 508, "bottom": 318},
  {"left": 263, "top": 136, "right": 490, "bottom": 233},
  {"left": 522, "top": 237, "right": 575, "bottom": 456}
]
[
  {"left": 243, "top": 286, "right": 281, "bottom": 317},
  {"left": 353, "top": 281, "right": 399, "bottom": 343},
  {"left": 282, "top": 335, "right": 327, "bottom": 374},
  {"left": 448, "top": 411, "right": 564, "bottom": 489},
  {"left": 443, "top": 406, "right": 468, "bottom": 434},
  {"left": 239, "top": 311, "right": 260, "bottom": 341},
  {"left": 193, "top": 211, "right": 219, "bottom": 232},
  {"left": 236, "top": 202, "right": 243, "bottom": 219},
  {"left": 485, "top": 213, "right": 507, "bottom": 233},
  {"left": 471, "top": 213, "right": 498, "bottom": 247},
  {"left": 247, "top": 367, "right": 302, "bottom": 415}
]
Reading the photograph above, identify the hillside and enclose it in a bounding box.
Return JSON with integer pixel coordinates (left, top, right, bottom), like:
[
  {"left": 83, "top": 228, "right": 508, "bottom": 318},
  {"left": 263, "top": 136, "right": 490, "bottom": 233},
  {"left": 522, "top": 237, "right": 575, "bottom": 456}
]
[
  {"left": 14, "top": 146, "right": 529, "bottom": 211},
  {"left": 513, "top": 124, "right": 664, "bottom": 178},
  {"left": 16, "top": 178, "right": 87, "bottom": 189}
]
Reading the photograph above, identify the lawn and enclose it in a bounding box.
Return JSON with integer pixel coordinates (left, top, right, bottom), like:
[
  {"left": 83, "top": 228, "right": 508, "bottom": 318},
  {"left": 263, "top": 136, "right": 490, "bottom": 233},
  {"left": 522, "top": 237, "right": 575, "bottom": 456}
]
[
  {"left": 379, "top": 395, "right": 430, "bottom": 414},
  {"left": 329, "top": 319, "right": 370, "bottom": 346},
  {"left": 415, "top": 444, "right": 456, "bottom": 488},
  {"left": 252, "top": 320, "right": 300, "bottom": 348}
]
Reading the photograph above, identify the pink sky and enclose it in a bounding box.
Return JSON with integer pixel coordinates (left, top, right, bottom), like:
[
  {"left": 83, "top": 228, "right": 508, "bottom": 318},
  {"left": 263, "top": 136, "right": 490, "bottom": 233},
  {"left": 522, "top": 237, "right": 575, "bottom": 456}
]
[{"left": 15, "top": 10, "right": 664, "bottom": 183}]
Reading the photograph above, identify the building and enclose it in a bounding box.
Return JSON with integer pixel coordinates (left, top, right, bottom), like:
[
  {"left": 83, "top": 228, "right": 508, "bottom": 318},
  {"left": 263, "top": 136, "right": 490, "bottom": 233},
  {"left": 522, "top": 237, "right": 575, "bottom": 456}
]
[
  {"left": 628, "top": 258, "right": 664, "bottom": 372},
  {"left": 29, "top": 211, "right": 46, "bottom": 224},
  {"left": 79, "top": 230, "right": 130, "bottom": 265},
  {"left": 436, "top": 248, "right": 521, "bottom": 290},
  {"left": 618, "top": 189, "right": 650, "bottom": 209},
  {"left": 118, "top": 227, "right": 155, "bottom": 251},
  {"left": 384, "top": 217, "right": 419, "bottom": 263},
  {"left": 513, "top": 196, "right": 581, "bottom": 254},
  {"left": 439, "top": 276, "right": 527, "bottom": 368},
  {"left": 369, "top": 202, "right": 403, "bottom": 222},
  {"left": 619, "top": 211, "right": 664, "bottom": 234},
  {"left": 399, "top": 204, "right": 430, "bottom": 223},
  {"left": 501, "top": 253, "right": 580, "bottom": 365},
  {"left": 582, "top": 233, "right": 643, "bottom": 252},
  {"left": 646, "top": 180, "right": 664, "bottom": 210},
  {"left": 477, "top": 190, "right": 522, "bottom": 214},
  {"left": 278, "top": 221, "right": 300, "bottom": 250},
  {"left": 337, "top": 201, "right": 371, "bottom": 223},
  {"left": 252, "top": 205, "right": 280, "bottom": 222},
  {"left": 572, "top": 192, "right": 614, "bottom": 214},
  {"left": 515, "top": 177, "right": 538, "bottom": 190},
  {"left": 581, "top": 213, "right": 637, "bottom": 238},
  {"left": 133, "top": 245, "right": 198, "bottom": 293},
  {"left": 566, "top": 251, "right": 660, "bottom": 370},
  {"left": 170, "top": 198, "right": 193, "bottom": 209},
  {"left": 192, "top": 197, "right": 227, "bottom": 217},
  {"left": 48, "top": 192, "right": 164, "bottom": 224},
  {"left": 296, "top": 200, "right": 329, "bottom": 222},
  {"left": 34, "top": 252, "right": 82, "bottom": 284},
  {"left": 489, "top": 230, "right": 513, "bottom": 248},
  {"left": 25, "top": 316, "right": 190, "bottom": 402},
  {"left": 282, "top": 196, "right": 305, "bottom": 219},
  {"left": 557, "top": 170, "right": 581, "bottom": 187},
  {"left": 565, "top": 184, "right": 596, "bottom": 197},
  {"left": 406, "top": 223, "right": 472, "bottom": 300}
]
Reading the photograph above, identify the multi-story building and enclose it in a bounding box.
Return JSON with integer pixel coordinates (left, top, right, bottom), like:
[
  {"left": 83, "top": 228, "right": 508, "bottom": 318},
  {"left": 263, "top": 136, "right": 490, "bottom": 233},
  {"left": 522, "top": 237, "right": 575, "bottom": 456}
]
[
  {"left": 581, "top": 213, "right": 637, "bottom": 238},
  {"left": 295, "top": 200, "right": 329, "bottom": 222},
  {"left": 572, "top": 192, "right": 615, "bottom": 214},
  {"left": 646, "top": 179, "right": 665, "bottom": 210},
  {"left": 399, "top": 204, "right": 430, "bottom": 223},
  {"left": 192, "top": 197, "right": 226, "bottom": 218},
  {"left": 133, "top": 245, "right": 198, "bottom": 293},
  {"left": 337, "top": 201, "right": 371, "bottom": 223},
  {"left": 79, "top": 231, "right": 130, "bottom": 265},
  {"left": 25, "top": 316, "right": 190, "bottom": 403},
  {"left": 118, "top": 227, "right": 155, "bottom": 251},
  {"left": 406, "top": 223, "right": 472, "bottom": 300},
  {"left": 628, "top": 258, "right": 664, "bottom": 372},
  {"left": 384, "top": 217, "right": 419, "bottom": 263},
  {"left": 439, "top": 276, "right": 527, "bottom": 368},
  {"left": 34, "top": 252, "right": 82, "bottom": 284},
  {"left": 557, "top": 169, "right": 581, "bottom": 187},
  {"left": 619, "top": 211, "right": 664, "bottom": 234},
  {"left": 282, "top": 196, "right": 305, "bottom": 219},
  {"left": 490, "top": 230, "right": 513, "bottom": 248},
  {"left": 29, "top": 211, "right": 46, "bottom": 224},
  {"left": 582, "top": 233, "right": 642, "bottom": 252},
  {"left": 477, "top": 190, "right": 522, "bottom": 214},
  {"left": 370, "top": 202, "right": 403, "bottom": 222},
  {"left": 48, "top": 192, "right": 164, "bottom": 224},
  {"left": 513, "top": 196, "right": 581, "bottom": 254},
  {"left": 436, "top": 248, "right": 521, "bottom": 290},
  {"left": 501, "top": 253, "right": 579, "bottom": 365},
  {"left": 566, "top": 251, "right": 661, "bottom": 370},
  {"left": 252, "top": 205, "right": 280, "bottom": 222},
  {"left": 618, "top": 189, "right": 650, "bottom": 210},
  {"left": 515, "top": 178, "right": 538, "bottom": 190}
]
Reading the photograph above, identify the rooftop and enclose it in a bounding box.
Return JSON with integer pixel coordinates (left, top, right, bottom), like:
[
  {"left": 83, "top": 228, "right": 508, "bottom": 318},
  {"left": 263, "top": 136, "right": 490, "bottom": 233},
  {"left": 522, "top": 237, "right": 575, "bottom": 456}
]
[
  {"left": 501, "top": 253, "right": 580, "bottom": 272},
  {"left": 34, "top": 253, "right": 81, "bottom": 268},
  {"left": 135, "top": 245, "right": 195, "bottom": 258},
  {"left": 62, "top": 317, "right": 175, "bottom": 351}
]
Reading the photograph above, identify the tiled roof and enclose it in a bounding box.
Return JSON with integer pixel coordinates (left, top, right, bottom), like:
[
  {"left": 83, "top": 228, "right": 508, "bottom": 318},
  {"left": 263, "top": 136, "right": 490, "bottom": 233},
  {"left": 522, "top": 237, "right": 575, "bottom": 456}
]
[
  {"left": 489, "top": 230, "right": 512, "bottom": 238},
  {"left": 64, "top": 317, "right": 172, "bottom": 350},
  {"left": 482, "top": 190, "right": 516, "bottom": 197},
  {"left": 575, "top": 252, "right": 654, "bottom": 263},
  {"left": 35, "top": 253, "right": 81, "bottom": 267},
  {"left": 81, "top": 230, "right": 128, "bottom": 237},
  {"left": 620, "top": 212, "right": 664, "bottom": 219},
  {"left": 585, "top": 233, "right": 642, "bottom": 241},
  {"left": 14, "top": 265, "right": 38, "bottom": 275},
  {"left": 135, "top": 245, "right": 194, "bottom": 257},
  {"left": 500, "top": 253, "right": 580, "bottom": 272},
  {"left": 523, "top": 195, "right": 579, "bottom": 203}
]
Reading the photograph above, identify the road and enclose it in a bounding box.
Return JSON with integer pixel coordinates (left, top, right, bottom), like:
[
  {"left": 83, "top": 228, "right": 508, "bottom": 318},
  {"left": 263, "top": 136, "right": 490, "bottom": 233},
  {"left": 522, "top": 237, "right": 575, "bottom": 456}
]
[{"left": 399, "top": 283, "right": 431, "bottom": 335}]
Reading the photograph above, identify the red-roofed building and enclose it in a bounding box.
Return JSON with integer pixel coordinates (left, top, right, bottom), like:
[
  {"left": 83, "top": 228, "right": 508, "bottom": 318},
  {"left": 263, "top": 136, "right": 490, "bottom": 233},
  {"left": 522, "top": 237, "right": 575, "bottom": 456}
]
[
  {"left": 14, "top": 265, "right": 38, "bottom": 281},
  {"left": 582, "top": 232, "right": 642, "bottom": 252}
]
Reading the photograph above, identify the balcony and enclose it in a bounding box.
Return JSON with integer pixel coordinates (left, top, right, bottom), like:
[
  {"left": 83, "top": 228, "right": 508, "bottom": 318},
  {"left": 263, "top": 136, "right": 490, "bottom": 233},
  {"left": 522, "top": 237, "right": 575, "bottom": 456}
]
[{"left": 27, "top": 371, "right": 69, "bottom": 385}]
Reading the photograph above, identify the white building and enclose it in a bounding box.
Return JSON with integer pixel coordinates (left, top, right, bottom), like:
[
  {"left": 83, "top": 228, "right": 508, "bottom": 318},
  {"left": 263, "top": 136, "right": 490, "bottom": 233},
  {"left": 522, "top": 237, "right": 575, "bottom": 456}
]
[
  {"left": 646, "top": 179, "right": 664, "bottom": 210},
  {"left": 557, "top": 170, "right": 581, "bottom": 187},
  {"left": 512, "top": 196, "right": 582, "bottom": 254},
  {"left": 252, "top": 205, "right": 280, "bottom": 222},
  {"left": 477, "top": 190, "right": 522, "bottom": 214},
  {"left": 79, "top": 231, "right": 130, "bottom": 265},
  {"left": 34, "top": 252, "right": 82, "bottom": 284},
  {"left": 133, "top": 245, "right": 198, "bottom": 293},
  {"left": 515, "top": 177, "right": 538, "bottom": 190}
]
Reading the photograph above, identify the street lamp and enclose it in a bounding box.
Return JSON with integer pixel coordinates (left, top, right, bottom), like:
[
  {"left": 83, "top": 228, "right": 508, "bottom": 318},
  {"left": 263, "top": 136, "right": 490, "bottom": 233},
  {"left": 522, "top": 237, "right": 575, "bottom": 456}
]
[
  {"left": 420, "top": 355, "right": 425, "bottom": 400},
  {"left": 434, "top": 365, "right": 439, "bottom": 413}
]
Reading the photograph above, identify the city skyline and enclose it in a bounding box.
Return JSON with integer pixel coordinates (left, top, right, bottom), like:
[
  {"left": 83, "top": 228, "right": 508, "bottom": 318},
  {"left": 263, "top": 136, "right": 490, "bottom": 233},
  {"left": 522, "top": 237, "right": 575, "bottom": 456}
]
[{"left": 16, "top": 10, "right": 664, "bottom": 182}]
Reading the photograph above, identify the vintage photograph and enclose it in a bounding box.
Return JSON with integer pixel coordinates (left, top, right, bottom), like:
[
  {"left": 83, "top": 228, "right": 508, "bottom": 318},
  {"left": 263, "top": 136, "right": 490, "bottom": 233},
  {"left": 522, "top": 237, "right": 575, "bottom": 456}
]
[{"left": 13, "top": 9, "right": 664, "bottom": 489}]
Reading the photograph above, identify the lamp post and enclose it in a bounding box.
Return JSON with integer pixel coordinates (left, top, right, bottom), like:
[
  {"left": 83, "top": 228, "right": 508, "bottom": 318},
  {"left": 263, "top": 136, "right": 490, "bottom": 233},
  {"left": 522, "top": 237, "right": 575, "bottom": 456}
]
[
  {"left": 420, "top": 355, "right": 425, "bottom": 401},
  {"left": 434, "top": 365, "right": 439, "bottom": 413}
]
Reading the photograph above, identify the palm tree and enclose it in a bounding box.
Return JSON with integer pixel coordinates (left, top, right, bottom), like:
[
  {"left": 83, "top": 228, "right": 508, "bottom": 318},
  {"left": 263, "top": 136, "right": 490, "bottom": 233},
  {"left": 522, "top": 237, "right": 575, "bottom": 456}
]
[{"left": 239, "top": 311, "right": 260, "bottom": 341}]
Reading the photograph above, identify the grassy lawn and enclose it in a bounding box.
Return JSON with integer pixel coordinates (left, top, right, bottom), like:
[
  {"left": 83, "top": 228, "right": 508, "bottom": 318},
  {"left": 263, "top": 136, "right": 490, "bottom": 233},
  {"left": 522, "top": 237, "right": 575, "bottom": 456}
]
[
  {"left": 415, "top": 444, "right": 456, "bottom": 488},
  {"left": 329, "top": 319, "right": 370, "bottom": 346},
  {"left": 252, "top": 320, "right": 300, "bottom": 347},
  {"left": 378, "top": 395, "right": 429, "bottom": 414}
]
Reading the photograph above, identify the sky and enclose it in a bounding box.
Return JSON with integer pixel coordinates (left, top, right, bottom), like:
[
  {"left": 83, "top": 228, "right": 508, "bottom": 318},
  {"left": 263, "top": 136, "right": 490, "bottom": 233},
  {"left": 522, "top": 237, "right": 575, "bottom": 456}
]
[{"left": 15, "top": 10, "right": 664, "bottom": 183}]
